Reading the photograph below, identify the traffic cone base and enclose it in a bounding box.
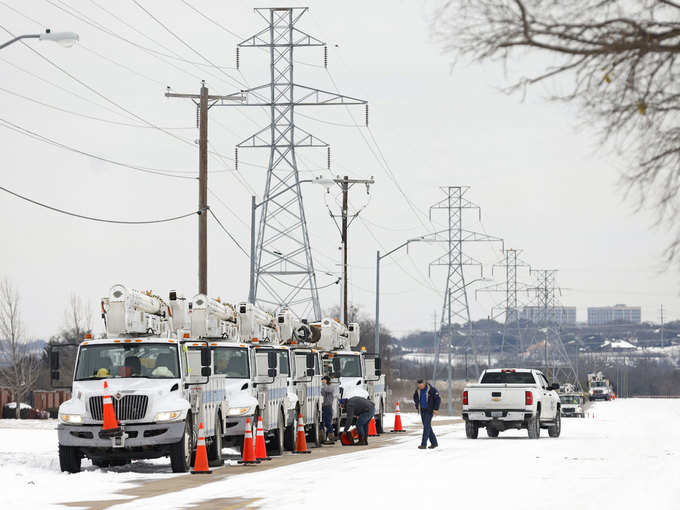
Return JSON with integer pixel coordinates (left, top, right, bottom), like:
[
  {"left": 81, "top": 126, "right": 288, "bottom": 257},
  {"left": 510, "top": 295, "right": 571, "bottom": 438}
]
[
  {"left": 254, "top": 416, "right": 271, "bottom": 461},
  {"left": 238, "top": 418, "right": 261, "bottom": 465},
  {"left": 191, "top": 423, "right": 212, "bottom": 474},
  {"left": 391, "top": 402, "right": 405, "bottom": 432},
  {"left": 293, "top": 413, "right": 311, "bottom": 454}
]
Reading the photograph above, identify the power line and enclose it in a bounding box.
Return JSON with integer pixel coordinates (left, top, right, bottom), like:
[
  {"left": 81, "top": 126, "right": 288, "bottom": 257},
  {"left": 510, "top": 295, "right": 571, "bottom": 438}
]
[
  {"left": 0, "top": 184, "right": 201, "bottom": 224},
  {"left": 207, "top": 208, "right": 249, "bottom": 258}
]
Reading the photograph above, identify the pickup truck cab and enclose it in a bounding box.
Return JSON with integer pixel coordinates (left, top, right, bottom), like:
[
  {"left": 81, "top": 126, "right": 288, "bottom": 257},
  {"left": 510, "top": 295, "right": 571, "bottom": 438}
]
[{"left": 462, "top": 368, "right": 561, "bottom": 439}]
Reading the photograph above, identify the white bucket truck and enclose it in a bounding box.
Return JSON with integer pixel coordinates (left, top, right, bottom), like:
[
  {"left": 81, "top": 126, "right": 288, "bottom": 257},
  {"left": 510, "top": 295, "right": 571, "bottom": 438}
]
[
  {"left": 55, "top": 285, "right": 213, "bottom": 473},
  {"left": 316, "top": 318, "right": 386, "bottom": 433}
]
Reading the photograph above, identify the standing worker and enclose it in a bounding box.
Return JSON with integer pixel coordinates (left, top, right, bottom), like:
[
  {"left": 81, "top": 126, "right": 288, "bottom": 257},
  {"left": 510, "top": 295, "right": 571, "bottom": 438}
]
[
  {"left": 413, "top": 379, "right": 441, "bottom": 449},
  {"left": 321, "top": 375, "right": 336, "bottom": 444},
  {"left": 343, "top": 396, "right": 375, "bottom": 446}
]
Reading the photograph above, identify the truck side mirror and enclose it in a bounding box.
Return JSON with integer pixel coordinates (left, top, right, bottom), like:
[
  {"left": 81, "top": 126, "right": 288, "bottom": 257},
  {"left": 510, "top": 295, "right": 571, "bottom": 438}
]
[
  {"left": 268, "top": 367, "right": 277, "bottom": 378},
  {"left": 549, "top": 383, "right": 560, "bottom": 391},
  {"left": 200, "top": 348, "right": 211, "bottom": 367},
  {"left": 374, "top": 357, "right": 381, "bottom": 370},
  {"left": 306, "top": 353, "right": 315, "bottom": 370},
  {"left": 375, "top": 369, "right": 381, "bottom": 376},
  {"left": 306, "top": 368, "right": 314, "bottom": 377},
  {"left": 267, "top": 351, "right": 277, "bottom": 369},
  {"left": 201, "top": 366, "right": 212, "bottom": 377},
  {"left": 332, "top": 357, "right": 341, "bottom": 373}
]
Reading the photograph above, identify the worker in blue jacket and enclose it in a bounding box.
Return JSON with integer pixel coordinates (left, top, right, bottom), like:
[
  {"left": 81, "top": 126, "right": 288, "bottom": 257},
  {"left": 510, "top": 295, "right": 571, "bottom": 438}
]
[{"left": 413, "top": 379, "right": 441, "bottom": 449}]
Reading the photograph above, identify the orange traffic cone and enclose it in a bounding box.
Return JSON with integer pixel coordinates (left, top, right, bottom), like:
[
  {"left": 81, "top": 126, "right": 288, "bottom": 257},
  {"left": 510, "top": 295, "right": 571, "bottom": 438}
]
[
  {"left": 293, "top": 413, "right": 311, "bottom": 454},
  {"left": 100, "top": 381, "right": 120, "bottom": 437},
  {"left": 367, "top": 417, "right": 378, "bottom": 437},
  {"left": 237, "top": 418, "right": 260, "bottom": 465},
  {"left": 254, "top": 416, "right": 271, "bottom": 461},
  {"left": 191, "top": 422, "right": 212, "bottom": 474},
  {"left": 340, "top": 427, "right": 359, "bottom": 445},
  {"left": 391, "top": 401, "right": 405, "bottom": 432}
]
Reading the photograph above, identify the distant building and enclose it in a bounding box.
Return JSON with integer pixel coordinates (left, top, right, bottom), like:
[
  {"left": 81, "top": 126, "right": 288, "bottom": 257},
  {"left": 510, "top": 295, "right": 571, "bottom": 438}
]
[
  {"left": 520, "top": 306, "right": 577, "bottom": 325},
  {"left": 587, "top": 304, "right": 641, "bottom": 326}
]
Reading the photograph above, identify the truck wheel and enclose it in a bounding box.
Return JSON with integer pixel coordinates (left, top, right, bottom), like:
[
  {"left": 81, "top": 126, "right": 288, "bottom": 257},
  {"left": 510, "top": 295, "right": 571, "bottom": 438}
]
[
  {"left": 486, "top": 426, "right": 499, "bottom": 438},
  {"left": 375, "top": 402, "right": 384, "bottom": 434},
  {"left": 527, "top": 413, "right": 540, "bottom": 439},
  {"left": 310, "top": 409, "right": 322, "bottom": 448},
  {"left": 548, "top": 411, "right": 561, "bottom": 438},
  {"left": 465, "top": 421, "right": 479, "bottom": 439},
  {"left": 92, "top": 458, "right": 110, "bottom": 468},
  {"left": 170, "top": 419, "right": 193, "bottom": 473},
  {"left": 59, "top": 445, "right": 82, "bottom": 473},
  {"left": 207, "top": 415, "right": 224, "bottom": 465},
  {"left": 270, "top": 410, "right": 286, "bottom": 456},
  {"left": 284, "top": 411, "right": 298, "bottom": 451}
]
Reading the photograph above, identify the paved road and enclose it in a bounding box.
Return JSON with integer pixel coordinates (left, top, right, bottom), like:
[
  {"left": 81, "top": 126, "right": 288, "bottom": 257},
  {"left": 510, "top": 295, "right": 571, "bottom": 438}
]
[{"left": 64, "top": 418, "right": 461, "bottom": 510}]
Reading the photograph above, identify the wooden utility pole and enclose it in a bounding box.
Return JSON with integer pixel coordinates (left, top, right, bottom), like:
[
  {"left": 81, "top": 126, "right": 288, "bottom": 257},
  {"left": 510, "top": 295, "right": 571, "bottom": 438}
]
[
  {"left": 328, "top": 175, "right": 374, "bottom": 325},
  {"left": 165, "top": 81, "right": 243, "bottom": 295}
]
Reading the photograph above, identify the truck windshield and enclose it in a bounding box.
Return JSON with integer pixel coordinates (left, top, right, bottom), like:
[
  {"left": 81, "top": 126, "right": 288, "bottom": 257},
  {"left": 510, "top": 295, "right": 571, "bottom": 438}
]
[
  {"left": 75, "top": 343, "right": 179, "bottom": 380},
  {"left": 480, "top": 371, "right": 536, "bottom": 384},
  {"left": 560, "top": 395, "right": 580, "bottom": 404},
  {"left": 337, "top": 355, "right": 362, "bottom": 378},
  {"left": 213, "top": 348, "right": 249, "bottom": 378},
  {"left": 591, "top": 381, "right": 606, "bottom": 387}
]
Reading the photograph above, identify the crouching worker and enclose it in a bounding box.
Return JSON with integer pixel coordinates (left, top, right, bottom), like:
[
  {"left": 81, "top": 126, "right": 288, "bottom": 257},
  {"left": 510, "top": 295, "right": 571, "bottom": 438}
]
[
  {"left": 343, "top": 396, "right": 375, "bottom": 446},
  {"left": 413, "top": 379, "right": 441, "bottom": 449}
]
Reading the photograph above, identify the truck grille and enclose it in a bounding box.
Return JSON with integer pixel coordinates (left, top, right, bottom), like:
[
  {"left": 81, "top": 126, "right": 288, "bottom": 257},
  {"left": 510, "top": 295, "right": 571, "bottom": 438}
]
[{"left": 89, "top": 395, "right": 149, "bottom": 421}]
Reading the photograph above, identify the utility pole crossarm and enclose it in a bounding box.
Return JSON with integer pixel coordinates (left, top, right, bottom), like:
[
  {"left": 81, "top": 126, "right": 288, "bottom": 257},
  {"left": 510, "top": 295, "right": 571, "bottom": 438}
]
[
  {"left": 215, "top": 84, "right": 366, "bottom": 107},
  {"left": 237, "top": 125, "right": 329, "bottom": 149}
]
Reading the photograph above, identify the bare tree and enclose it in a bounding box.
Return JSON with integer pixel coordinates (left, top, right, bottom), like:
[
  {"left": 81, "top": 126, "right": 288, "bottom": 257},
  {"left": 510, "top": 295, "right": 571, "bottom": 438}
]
[
  {"left": 0, "top": 278, "right": 40, "bottom": 418},
  {"left": 431, "top": 0, "right": 680, "bottom": 262},
  {"left": 61, "top": 293, "right": 93, "bottom": 343}
]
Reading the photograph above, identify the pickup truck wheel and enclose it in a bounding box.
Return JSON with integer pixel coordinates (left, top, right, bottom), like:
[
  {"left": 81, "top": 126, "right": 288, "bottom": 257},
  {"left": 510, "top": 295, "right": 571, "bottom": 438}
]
[
  {"left": 548, "top": 410, "right": 561, "bottom": 438},
  {"left": 207, "top": 415, "right": 224, "bottom": 464},
  {"left": 465, "top": 421, "right": 479, "bottom": 439},
  {"left": 59, "top": 445, "right": 81, "bottom": 473},
  {"left": 486, "top": 426, "right": 499, "bottom": 438},
  {"left": 91, "top": 458, "right": 110, "bottom": 468},
  {"left": 170, "top": 419, "right": 193, "bottom": 473},
  {"left": 527, "top": 413, "right": 540, "bottom": 439}
]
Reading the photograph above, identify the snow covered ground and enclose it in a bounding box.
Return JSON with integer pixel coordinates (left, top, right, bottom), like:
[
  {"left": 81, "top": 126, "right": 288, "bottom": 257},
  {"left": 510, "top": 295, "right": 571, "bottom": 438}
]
[{"left": 1, "top": 400, "right": 679, "bottom": 509}]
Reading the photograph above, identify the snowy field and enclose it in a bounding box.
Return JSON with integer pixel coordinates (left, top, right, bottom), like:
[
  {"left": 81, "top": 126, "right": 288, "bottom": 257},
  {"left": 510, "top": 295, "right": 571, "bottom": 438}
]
[{"left": 1, "top": 400, "right": 679, "bottom": 509}]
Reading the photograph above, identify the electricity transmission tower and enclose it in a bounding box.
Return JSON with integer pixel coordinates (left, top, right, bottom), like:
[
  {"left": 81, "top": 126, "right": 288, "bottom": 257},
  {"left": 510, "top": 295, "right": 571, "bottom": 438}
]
[
  {"left": 529, "top": 269, "right": 582, "bottom": 391},
  {"left": 220, "top": 7, "right": 367, "bottom": 320},
  {"left": 476, "top": 248, "right": 531, "bottom": 364},
  {"left": 429, "top": 186, "right": 502, "bottom": 413}
]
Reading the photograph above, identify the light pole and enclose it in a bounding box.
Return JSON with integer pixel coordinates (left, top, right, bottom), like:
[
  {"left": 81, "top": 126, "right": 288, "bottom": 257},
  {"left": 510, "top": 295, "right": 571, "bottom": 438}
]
[
  {"left": 249, "top": 176, "right": 334, "bottom": 307},
  {"left": 0, "top": 29, "right": 79, "bottom": 51}
]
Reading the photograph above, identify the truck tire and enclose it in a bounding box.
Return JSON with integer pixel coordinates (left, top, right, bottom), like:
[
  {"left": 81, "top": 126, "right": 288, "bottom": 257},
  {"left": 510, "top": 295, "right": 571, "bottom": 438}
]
[
  {"left": 465, "top": 421, "right": 479, "bottom": 439},
  {"left": 527, "top": 412, "right": 540, "bottom": 439},
  {"left": 92, "top": 458, "right": 110, "bottom": 468},
  {"left": 375, "top": 401, "right": 384, "bottom": 434},
  {"left": 310, "top": 409, "right": 322, "bottom": 448},
  {"left": 284, "top": 408, "right": 299, "bottom": 451},
  {"left": 270, "top": 410, "right": 286, "bottom": 456},
  {"left": 207, "top": 414, "right": 224, "bottom": 465},
  {"left": 486, "top": 426, "right": 499, "bottom": 438},
  {"left": 170, "top": 419, "right": 193, "bottom": 473},
  {"left": 59, "top": 445, "right": 81, "bottom": 473},
  {"left": 548, "top": 410, "right": 561, "bottom": 438}
]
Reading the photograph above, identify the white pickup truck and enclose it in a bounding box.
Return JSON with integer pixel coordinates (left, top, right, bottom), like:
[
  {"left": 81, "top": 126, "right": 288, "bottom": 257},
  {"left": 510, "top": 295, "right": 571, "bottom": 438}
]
[{"left": 462, "top": 369, "right": 561, "bottom": 439}]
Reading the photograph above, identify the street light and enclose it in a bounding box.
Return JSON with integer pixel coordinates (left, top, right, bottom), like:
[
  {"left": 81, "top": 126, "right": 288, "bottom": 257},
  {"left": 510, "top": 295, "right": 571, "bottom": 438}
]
[
  {"left": 0, "top": 29, "right": 79, "bottom": 51},
  {"left": 248, "top": 175, "right": 330, "bottom": 305}
]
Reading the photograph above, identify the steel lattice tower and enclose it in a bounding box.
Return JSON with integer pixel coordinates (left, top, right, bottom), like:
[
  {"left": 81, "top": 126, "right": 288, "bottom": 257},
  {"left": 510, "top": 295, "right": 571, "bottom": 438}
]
[
  {"left": 429, "top": 187, "right": 502, "bottom": 384},
  {"left": 477, "top": 248, "right": 531, "bottom": 363},
  {"left": 223, "top": 8, "right": 366, "bottom": 319},
  {"left": 529, "top": 269, "right": 582, "bottom": 390}
]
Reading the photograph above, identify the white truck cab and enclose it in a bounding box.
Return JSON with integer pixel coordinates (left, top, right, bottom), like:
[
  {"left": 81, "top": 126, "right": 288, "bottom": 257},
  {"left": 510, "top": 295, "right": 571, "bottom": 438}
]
[
  {"left": 559, "top": 393, "right": 585, "bottom": 418},
  {"left": 462, "top": 368, "right": 562, "bottom": 439},
  {"left": 587, "top": 372, "right": 613, "bottom": 401},
  {"left": 56, "top": 285, "right": 212, "bottom": 473}
]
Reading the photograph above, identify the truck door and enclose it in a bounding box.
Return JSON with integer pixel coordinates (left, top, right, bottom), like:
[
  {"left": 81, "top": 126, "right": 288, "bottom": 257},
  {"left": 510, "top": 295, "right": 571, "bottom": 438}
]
[{"left": 538, "top": 373, "right": 553, "bottom": 419}]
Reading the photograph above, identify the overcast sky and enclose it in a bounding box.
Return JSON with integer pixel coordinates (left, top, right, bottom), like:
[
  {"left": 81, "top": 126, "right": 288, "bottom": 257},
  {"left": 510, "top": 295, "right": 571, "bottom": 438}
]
[{"left": 0, "top": 0, "right": 676, "bottom": 340}]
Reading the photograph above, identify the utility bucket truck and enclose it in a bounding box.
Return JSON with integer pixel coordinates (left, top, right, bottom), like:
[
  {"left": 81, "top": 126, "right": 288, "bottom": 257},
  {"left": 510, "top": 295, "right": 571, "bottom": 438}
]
[
  {"left": 588, "top": 372, "right": 613, "bottom": 401},
  {"left": 278, "top": 308, "right": 325, "bottom": 447},
  {"left": 316, "top": 318, "right": 386, "bottom": 433},
  {"left": 55, "top": 285, "right": 212, "bottom": 473}
]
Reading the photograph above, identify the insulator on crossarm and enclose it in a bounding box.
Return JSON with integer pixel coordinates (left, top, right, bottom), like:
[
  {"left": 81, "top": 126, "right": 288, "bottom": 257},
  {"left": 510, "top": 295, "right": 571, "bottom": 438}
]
[
  {"left": 236, "top": 47, "right": 240, "bottom": 70},
  {"left": 327, "top": 146, "right": 331, "bottom": 169},
  {"left": 235, "top": 147, "right": 239, "bottom": 171},
  {"left": 365, "top": 104, "right": 369, "bottom": 127},
  {"left": 324, "top": 45, "right": 328, "bottom": 68}
]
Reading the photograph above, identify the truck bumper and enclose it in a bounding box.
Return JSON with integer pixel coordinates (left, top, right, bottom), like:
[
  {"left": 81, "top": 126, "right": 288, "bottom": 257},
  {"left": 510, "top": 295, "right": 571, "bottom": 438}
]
[
  {"left": 58, "top": 421, "right": 185, "bottom": 448},
  {"left": 464, "top": 410, "right": 532, "bottom": 422},
  {"left": 225, "top": 416, "right": 250, "bottom": 437}
]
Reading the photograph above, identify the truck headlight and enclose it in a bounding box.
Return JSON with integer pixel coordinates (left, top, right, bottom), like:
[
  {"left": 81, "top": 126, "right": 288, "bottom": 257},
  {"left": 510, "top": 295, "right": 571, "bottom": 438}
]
[
  {"left": 227, "top": 407, "right": 252, "bottom": 416},
  {"left": 154, "top": 411, "right": 182, "bottom": 422},
  {"left": 59, "top": 413, "right": 82, "bottom": 424}
]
